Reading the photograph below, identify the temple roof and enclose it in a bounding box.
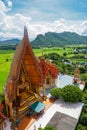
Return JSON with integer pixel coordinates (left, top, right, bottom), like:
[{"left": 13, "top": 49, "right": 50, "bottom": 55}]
[
  {"left": 6, "top": 27, "right": 43, "bottom": 99},
  {"left": 39, "top": 58, "right": 59, "bottom": 80},
  {"left": 9, "top": 26, "right": 42, "bottom": 81},
  {"left": 29, "top": 101, "right": 45, "bottom": 113}
]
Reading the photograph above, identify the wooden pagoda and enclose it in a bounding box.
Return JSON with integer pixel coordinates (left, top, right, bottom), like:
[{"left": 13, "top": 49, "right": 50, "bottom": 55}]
[{"left": 4, "top": 27, "right": 43, "bottom": 121}]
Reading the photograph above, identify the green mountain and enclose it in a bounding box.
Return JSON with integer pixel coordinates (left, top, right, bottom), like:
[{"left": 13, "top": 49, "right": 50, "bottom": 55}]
[
  {"left": 0, "top": 32, "right": 87, "bottom": 50},
  {"left": 0, "top": 39, "right": 20, "bottom": 44},
  {"left": 0, "top": 39, "right": 20, "bottom": 50},
  {"left": 31, "top": 32, "right": 87, "bottom": 47}
]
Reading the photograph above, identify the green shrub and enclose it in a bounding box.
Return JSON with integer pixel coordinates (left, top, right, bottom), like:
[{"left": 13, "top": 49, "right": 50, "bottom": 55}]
[
  {"left": 85, "top": 81, "right": 87, "bottom": 89},
  {"left": 44, "top": 126, "right": 56, "bottom": 130},
  {"left": 80, "top": 113, "right": 87, "bottom": 125},
  {"left": 38, "top": 128, "right": 42, "bottom": 130},
  {"left": 50, "top": 85, "right": 83, "bottom": 103},
  {"left": 82, "top": 90, "right": 87, "bottom": 104},
  {"left": 63, "top": 52, "right": 67, "bottom": 57},
  {"left": 50, "top": 88, "right": 62, "bottom": 98},
  {"left": 38, "top": 126, "right": 56, "bottom": 130},
  {"left": 61, "top": 85, "right": 83, "bottom": 103},
  {"left": 83, "top": 106, "right": 87, "bottom": 113},
  {"left": 0, "top": 94, "right": 5, "bottom": 103},
  {"left": 76, "top": 124, "right": 87, "bottom": 130}
]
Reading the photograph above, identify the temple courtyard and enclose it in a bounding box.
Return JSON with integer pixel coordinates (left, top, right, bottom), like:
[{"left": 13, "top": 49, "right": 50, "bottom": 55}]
[
  {"left": 4, "top": 74, "right": 84, "bottom": 130},
  {"left": 28, "top": 74, "right": 84, "bottom": 130},
  {"left": 28, "top": 99, "right": 83, "bottom": 130}
]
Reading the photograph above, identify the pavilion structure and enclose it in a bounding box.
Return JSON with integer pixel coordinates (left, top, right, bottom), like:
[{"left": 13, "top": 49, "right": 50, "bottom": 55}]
[
  {"left": 73, "top": 68, "right": 85, "bottom": 85},
  {"left": 39, "top": 55, "right": 59, "bottom": 88},
  {"left": 4, "top": 27, "right": 43, "bottom": 121},
  {"left": 73, "top": 68, "right": 81, "bottom": 84}
]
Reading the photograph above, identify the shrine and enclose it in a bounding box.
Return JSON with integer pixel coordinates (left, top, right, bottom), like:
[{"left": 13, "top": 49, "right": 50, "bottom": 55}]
[
  {"left": 39, "top": 55, "right": 59, "bottom": 88},
  {"left": 73, "top": 68, "right": 81, "bottom": 84},
  {"left": 4, "top": 27, "right": 59, "bottom": 127},
  {"left": 4, "top": 27, "right": 43, "bottom": 121}
]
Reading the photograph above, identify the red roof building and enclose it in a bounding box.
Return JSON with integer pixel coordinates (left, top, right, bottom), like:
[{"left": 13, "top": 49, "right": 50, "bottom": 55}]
[{"left": 39, "top": 56, "right": 59, "bottom": 87}]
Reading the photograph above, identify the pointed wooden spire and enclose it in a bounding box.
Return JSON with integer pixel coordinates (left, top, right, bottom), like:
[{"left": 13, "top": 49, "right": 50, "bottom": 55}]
[{"left": 24, "top": 26, "right": 28, "bottom": 37}]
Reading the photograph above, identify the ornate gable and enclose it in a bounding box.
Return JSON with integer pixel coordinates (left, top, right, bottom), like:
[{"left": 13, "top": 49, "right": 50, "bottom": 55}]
[{"left": 5, "top": 27, "right": 42, "bottom": 100}]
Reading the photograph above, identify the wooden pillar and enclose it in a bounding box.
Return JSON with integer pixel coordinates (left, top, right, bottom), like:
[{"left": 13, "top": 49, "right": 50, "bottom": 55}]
[
  {"left": 5, "top": 96, "right": 9, "bottom": 117},
  {"left": 35, "top": 86, "right": 40, "bottom": 95},
  {"left": 6, "top": 104, "right": 8, "bottom": 117},
  {"left": 9, "top": 102, "right": 13, "bottom": 119},
  {"left": 42, "top": 84, "right": 47, "bottom": 100},
  {"left": 42, "top": 84, "right": 45, "bottom": 96},
  {"left": 49, "top": 77, "right": 52, "bottom": 87},
  {"left": 52, "top": 79, "right": 55, "bottom": 86},
  {"left": 2, "top": 122, "right": 4, "bottom": 130}
]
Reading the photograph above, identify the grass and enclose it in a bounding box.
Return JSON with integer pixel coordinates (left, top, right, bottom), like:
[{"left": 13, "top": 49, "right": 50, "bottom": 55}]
[
  {"left": 0, "top": 48, "right": 66, "bottom": 93},
  {"left": 0, "top": 47, "right": 86, "bottom": 93},
  {"left": 33, "top": 47, "right": 74, "bottom": 57},
  {"left": 0, "top": 50, "right": 13, "bottom": 93}
]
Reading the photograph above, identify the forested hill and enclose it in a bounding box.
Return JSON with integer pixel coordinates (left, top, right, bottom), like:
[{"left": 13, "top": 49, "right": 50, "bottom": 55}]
[
  {"left": 0, "top": 39, "right": 20, "bottom": 44},
  {"left": 31, "top": 32, "right": 87, "bottom": 47},
  {"left": 0, "top": 39, "right": 20, "bottom": 50},
  {"left": 0, "top": 32, "right": 87, "bottom": 50}
]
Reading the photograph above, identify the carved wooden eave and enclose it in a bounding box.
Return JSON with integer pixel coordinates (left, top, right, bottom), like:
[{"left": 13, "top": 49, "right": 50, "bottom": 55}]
[
  {"left": 6, "top": 27, "right": 43, "bottom": 100},
  {"left": 39, "top": 58, "right": 59, "bottom": 80}
]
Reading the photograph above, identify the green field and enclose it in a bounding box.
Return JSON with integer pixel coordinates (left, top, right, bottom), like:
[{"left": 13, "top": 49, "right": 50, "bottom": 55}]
[
  {"left": 33, "top": 47, "right": 74, "bottom": 56},
  {"left": 0, "top": 50, "right": 14, "bottom": 93},
  {"left": 0, "top": 47, "right": 87, "bottom": 94},
  {"left": 0, "top": 48, "right": 73, "bottom": 93}
]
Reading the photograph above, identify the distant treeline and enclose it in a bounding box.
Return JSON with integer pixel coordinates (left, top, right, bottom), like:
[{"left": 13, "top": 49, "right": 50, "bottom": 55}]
[
  {"left": 0, "top": 44, "right": 17, "bottom": 50},
  {"left": 0, "top": 31, "right": 87, "bottom": 49}
]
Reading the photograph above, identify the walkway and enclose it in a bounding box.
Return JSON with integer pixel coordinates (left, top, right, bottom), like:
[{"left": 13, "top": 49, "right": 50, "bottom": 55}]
[
  {"left": 28, "top": 99, "right": 83, "bottom": 130},
  {"left": 56, "top": 74, "right": 73, "bottom": 88},
  {"left": 28, "top": 74, "right": 84, "bottom": 130},
  {"left": 5, "top": 74, "right": 84, "bottom": 130},
  {"left": 56, "top": 74, "right": 85, "bottom": 90},
  {"left": 47, "top": 112, "right": 78, "bottom": 130},
  {"left": 18, "top": 98, "right": 56, "bottom": 130}
]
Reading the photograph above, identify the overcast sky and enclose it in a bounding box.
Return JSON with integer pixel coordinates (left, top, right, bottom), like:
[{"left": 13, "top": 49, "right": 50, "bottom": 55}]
[{"left": 0, "top": 0, "right": 87, "bottom": 40}]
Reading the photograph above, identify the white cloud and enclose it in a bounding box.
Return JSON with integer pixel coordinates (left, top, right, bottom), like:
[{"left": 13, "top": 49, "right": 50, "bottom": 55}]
[
  {"left": 0, "top": 1, "right": 87, "bottom": 40},
  {"left": 0, "top": 0, "right": 7, "bottom": 12},
  {"left": 7, "top": 0, "right": 12, "bottom": 8},
  {"left": 0, "top": 0, "right": 12, "bottom": 13},
  {"left": 0, "top": 12, "right": 32, "bottom": 39},
  {"left": 6, "top": 0, "right": 12, "bottom": 10},
  {"left": 27, "top": 19, "right": 87, "bottom": 39},
  {"left": 0, "top": 11, "right": 6, "bottom": 23},
  {"left": 0, "top": 5, "right": 87, "bottom": 40}
]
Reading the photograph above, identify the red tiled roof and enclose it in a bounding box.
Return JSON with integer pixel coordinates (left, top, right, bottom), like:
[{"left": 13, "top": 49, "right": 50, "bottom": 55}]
[{"left": 39, "top": 58, "right": 59, "bottom": 80}]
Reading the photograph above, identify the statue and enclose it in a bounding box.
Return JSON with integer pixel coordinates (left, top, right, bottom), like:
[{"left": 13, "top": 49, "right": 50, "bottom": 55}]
[
  {"left": 17, "top": 74, "right": 31, "bottom": 98},
  {"left": 16, "top": 72, "right": 38, "bottom": 112},
  {"left": 73, "top": 68, "right": 81, "bottom": 84}
]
